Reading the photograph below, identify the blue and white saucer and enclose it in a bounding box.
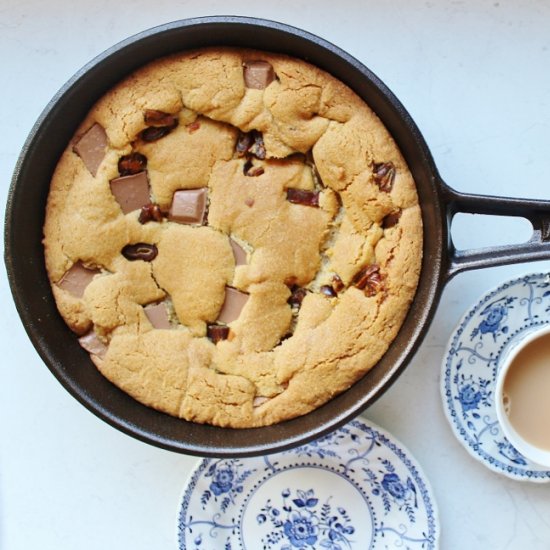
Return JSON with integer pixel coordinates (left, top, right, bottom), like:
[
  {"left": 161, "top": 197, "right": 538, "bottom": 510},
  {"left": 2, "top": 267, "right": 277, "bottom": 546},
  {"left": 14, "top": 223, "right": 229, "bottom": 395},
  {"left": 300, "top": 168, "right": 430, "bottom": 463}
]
[
  {"left": 441, "top": 272, "right": 550, "bottom": 482},
  {"left": 177, "top": 418, "right": 439, "bottom": 549}
]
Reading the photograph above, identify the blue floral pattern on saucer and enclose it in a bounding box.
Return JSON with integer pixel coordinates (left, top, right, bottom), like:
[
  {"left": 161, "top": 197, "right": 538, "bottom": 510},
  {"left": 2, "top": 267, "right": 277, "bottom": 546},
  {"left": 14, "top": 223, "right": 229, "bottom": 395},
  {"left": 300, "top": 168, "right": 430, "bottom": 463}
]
[
  {"left": 256, "top": 488, "right": 355, "bottom": 549},
  {"left": 441, "top": 272, "right": 550, "bottom": 482},
  {"left": 177, "top": 419, "right": 439, "bottom": 549}
]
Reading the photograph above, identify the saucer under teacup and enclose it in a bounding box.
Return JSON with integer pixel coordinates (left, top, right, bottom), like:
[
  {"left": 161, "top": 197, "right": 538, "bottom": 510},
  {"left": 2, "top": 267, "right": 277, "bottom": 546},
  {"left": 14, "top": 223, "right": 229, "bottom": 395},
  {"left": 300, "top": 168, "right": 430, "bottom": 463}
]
[{"left": 441, "top": 272, "right": 550, "bottom": 482}]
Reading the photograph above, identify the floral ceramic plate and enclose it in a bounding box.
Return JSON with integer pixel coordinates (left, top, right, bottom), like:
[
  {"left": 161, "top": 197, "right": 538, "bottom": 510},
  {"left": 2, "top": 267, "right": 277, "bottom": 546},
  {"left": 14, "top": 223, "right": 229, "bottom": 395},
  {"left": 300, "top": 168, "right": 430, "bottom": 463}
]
[
  {"left": 441, "top": 272, "right": 550, "bottom": 482},
  {"left": 177, "top": 418, "right": 439, "bottom": 549}
]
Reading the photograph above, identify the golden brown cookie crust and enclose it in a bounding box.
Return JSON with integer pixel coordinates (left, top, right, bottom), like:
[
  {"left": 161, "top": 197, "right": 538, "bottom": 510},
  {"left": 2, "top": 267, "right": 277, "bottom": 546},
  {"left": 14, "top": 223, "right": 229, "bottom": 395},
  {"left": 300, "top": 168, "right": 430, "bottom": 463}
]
[{"left": 43, "top": 47, "right": 422, "bottom": 428}]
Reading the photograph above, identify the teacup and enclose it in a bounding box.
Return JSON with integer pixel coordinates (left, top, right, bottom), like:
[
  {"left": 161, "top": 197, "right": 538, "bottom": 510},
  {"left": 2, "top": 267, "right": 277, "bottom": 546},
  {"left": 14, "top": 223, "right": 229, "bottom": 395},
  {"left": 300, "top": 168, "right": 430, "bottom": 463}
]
[{"left": 495, "top": 325, "right": 550, "bottom": 468}]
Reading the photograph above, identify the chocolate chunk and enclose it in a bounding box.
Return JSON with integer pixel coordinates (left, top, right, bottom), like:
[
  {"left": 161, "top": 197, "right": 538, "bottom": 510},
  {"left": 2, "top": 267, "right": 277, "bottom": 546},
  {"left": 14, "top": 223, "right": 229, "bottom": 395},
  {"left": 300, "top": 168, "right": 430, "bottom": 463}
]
[
  {"left": 168, "top": 188, "right": 207, "bottom": 224},
  {"left": 58, "top": 261, "right": 99, "bottom": 298},
  {"left": 217, "top": 287, "right": 249, "bottom": 324},
  {"left": 243, "top": 60, "right": 276, "bottom": 89},
  {"left": 187, "top": 120, "right": 201, "bottom": 133},
  {"left": 110, "top": 171, "right": 150, "bottom": 214},
  {"left": 121, "top": 243, "right": 158, "bottom": 262},
  {"left": 230, "top": 238, "right": 247, "bottom": 266},
  {"left": 332, "top": 274, "right": 345, "bottom": 293},
  {"left": 236, "top": 132, "right": 254, "bottom": 156},
  {"left": 248, "top": 132, "right": 266, "bottom": 160},
  {"left": 144, "top": 109, "right": 178, "bottom": 127},
  {"left": 139, "top": 110, "right": 179, "bottom": 142},
  {"left": 78, "top": 330, "right": 107, "bottom": 359},
  {"left": 382, "top": 209, "right": 402, "bottom": 229},
  {"left": 352, "top": 264, "right": 383, "bottom": 296},
  {"left": 236, "top": 131, "right": 266, "bottom": 160},
  {"left": 207, "top": 324, "right": 230, "bottom": 343},
  {"left": 144, "top": 302, "right": 171, "bottom": 329},
  {"left": 286, "top": 188, "right": 320, "bottom": 207},
  {"left": 140, "top": 126, "right": 172, "bottom": 142},
  {"left": 139, "top": 203, "right": 163, "bottom": 224},
  {"left": 320, "top": 285, "right": 337, "bottom": 298},
  {"left": 118, "top": 152, "right": 147, "bottom": 176},
  {"left": 243, "top": 158, "right": 264, "bottom": 177},
  {"left": 73, "top": 123, "right": 107, "bottom": 176},
  {"left": 373, "top": 162, "right": 396, "bottom": 192},
  {"left": 287, "top": 286, "right": 307, "bottom": 308}
]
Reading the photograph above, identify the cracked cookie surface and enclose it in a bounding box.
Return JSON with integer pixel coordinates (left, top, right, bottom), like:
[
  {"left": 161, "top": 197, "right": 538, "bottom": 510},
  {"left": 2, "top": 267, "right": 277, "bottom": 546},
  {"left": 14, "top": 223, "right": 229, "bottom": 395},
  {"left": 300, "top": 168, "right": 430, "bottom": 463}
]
[{"left": 44, "top": 47, "right": 422, "bottom": 428}]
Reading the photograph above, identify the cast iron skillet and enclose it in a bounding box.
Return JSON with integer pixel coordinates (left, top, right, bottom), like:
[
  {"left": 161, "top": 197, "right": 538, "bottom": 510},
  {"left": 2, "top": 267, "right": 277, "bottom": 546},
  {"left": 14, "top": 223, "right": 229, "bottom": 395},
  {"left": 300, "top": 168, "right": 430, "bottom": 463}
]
[{"left": 6, "top": 16, "right": 550, "bottom": 457}]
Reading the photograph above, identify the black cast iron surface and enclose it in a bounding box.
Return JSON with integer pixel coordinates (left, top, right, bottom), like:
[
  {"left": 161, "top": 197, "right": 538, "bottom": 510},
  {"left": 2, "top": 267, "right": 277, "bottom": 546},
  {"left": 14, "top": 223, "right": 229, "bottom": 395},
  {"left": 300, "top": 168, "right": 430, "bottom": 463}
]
[{"left": 6, "top": 17, "right": 550, "bottom": 457}]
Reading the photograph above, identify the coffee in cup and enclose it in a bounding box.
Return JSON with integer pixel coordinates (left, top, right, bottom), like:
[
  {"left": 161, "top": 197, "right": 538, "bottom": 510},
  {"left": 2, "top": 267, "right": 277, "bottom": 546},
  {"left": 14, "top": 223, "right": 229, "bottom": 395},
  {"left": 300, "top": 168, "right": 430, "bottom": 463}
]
[{"left": 495, "top": 325, "right": 550, "bottom": 468}]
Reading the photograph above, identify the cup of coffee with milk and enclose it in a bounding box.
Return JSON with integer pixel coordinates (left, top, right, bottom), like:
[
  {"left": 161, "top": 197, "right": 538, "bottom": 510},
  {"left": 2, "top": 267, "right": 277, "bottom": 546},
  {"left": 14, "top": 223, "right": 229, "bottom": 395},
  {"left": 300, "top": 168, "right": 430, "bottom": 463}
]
[{"left": 495, "top": 325, "right": 550, "bottom": 468}]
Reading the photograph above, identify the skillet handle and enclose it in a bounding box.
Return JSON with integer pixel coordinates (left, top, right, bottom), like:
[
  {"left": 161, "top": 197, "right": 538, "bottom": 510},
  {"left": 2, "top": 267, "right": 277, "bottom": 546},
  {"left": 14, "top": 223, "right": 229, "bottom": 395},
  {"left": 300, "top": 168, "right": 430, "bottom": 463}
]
[{"left": 442, "top": 183, "right": 550, "bottom": 281}]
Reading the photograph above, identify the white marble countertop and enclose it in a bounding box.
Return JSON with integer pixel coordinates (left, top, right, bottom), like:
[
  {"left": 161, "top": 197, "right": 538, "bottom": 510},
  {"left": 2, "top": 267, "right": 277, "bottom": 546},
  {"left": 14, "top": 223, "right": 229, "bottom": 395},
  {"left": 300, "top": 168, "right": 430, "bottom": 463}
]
[{"left": 2, "top": 1, "right": 550, "bottom": 548}]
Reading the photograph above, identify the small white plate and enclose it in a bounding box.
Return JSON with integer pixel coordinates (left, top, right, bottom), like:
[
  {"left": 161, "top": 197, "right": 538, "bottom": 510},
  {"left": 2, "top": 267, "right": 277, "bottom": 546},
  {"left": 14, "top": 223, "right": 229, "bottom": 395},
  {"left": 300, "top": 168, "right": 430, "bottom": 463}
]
[
  {"left": 177, "top": 418, "right": 439, "bottom": 549},
  {"left": 441, "top": 272, "right": 550, "bottom": 482}
]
